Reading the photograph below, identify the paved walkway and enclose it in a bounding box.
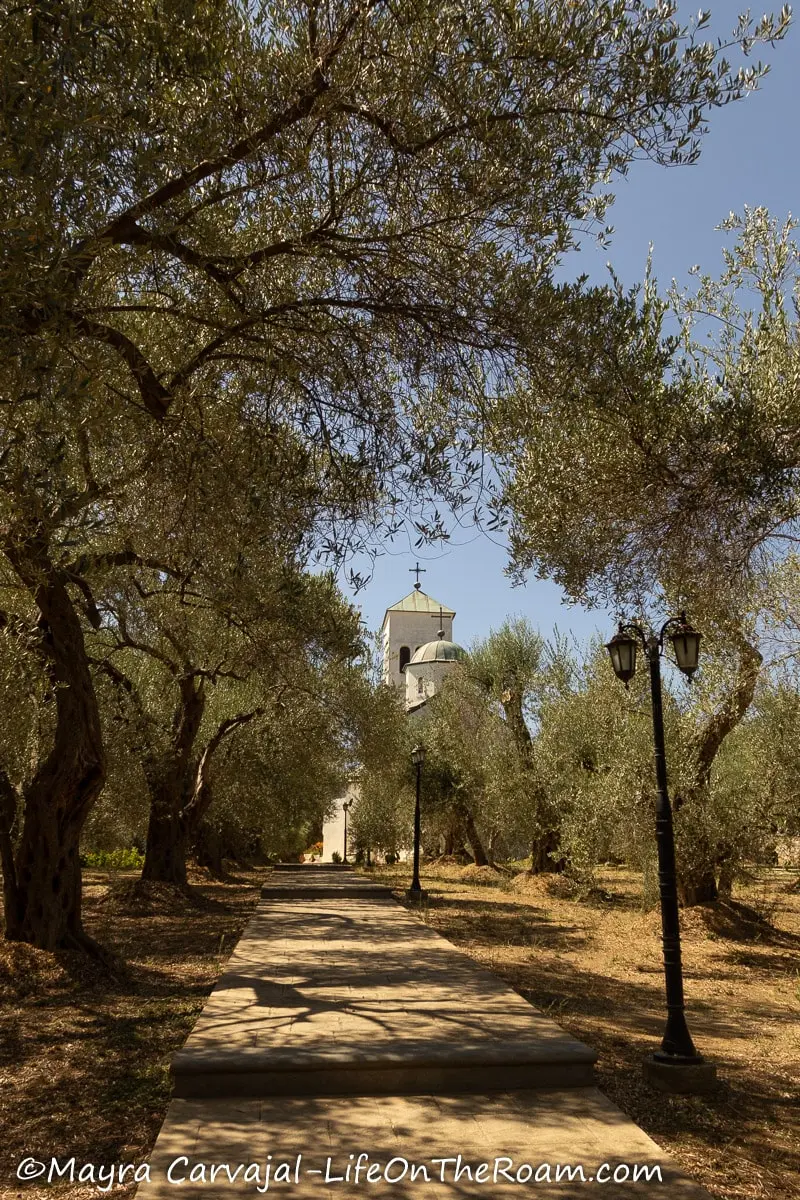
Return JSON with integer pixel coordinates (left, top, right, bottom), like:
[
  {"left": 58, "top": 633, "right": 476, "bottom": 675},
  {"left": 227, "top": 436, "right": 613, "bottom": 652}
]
[
  {"left": 135, "top": 868, "right": 711, "bottom": 1198},
  {"left": 171, "top": 874, "right": 595, "bottom": 1097}
]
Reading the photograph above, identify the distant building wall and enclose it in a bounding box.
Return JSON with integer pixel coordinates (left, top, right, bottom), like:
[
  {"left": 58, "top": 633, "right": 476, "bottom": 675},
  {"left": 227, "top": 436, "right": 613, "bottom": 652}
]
[
  {"left": 321, "top": 782, "right": 359, "bottom": 862},
  {"left": 382, "top": 609, "right": 453, "bottom": 689},
  {"left": 404, "top": 658, "right": 453, "bottom": 708}
]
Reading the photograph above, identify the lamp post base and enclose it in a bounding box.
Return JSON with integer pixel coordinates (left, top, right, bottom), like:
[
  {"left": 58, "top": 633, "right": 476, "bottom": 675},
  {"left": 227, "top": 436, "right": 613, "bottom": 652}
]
[
  {"left": 405, "top": 887, "right": 429, "bottom": 904},
  {"left": 643, "top": 1054, "right": 717, "bottom": 1094}
]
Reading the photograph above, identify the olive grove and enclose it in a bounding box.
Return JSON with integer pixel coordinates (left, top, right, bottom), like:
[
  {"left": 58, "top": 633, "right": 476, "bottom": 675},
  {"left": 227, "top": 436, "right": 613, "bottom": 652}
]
[{"left": 0, "top": 1, "right": 791, "bottom": 949}]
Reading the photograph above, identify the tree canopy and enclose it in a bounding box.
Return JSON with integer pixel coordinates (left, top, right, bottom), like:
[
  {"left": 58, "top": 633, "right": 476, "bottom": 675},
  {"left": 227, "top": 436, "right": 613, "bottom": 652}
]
[
  {"left": 0, "top": 0, "right": 792, "bottom": 950},
  {"left": 497, "top": 206, "right": 800, "bottom": 622}
]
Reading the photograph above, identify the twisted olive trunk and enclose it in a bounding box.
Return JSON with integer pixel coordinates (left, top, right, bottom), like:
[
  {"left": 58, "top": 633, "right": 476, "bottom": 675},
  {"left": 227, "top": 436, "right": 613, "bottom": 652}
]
[
  {"left": 140, "top": 675, "right": 206, "bottom": 887},
  {"left": 194, "top": 817, "right": 225, "bottom": 876},
  {"left": 140, "top": 697, "right": 257, "bottom": 887},
  {"left": 2, "top": 535, "right": 105, "bottom": 952},
  {"left": 500, "top": 687, "right": 563, "bottom": 873},
  {"left": 674, "top": 636, "right": 762, "bottom": 906},
  {"left": 455, "top": 800, "right": 488, "bottom": 866}
]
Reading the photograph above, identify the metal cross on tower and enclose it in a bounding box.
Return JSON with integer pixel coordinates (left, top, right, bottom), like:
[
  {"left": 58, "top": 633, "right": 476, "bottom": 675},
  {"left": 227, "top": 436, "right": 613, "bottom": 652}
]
[
  {"left": 431, "top": 606, "right": 447, "bottom": 638},
  {"left": 409, "top": 562, "right": 427, "bottom": 590}
]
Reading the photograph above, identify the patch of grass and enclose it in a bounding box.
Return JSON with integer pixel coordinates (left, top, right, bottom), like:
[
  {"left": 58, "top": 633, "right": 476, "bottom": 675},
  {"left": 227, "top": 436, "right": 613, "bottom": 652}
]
[{"left": 81, "top": 848, "right": 145, "bottom": 871}]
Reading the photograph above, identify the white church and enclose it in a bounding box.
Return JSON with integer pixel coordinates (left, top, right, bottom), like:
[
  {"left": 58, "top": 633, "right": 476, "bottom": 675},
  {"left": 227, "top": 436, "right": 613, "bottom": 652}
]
[{"left": 321, "top": 574, "right": 467, "bottom": 862}]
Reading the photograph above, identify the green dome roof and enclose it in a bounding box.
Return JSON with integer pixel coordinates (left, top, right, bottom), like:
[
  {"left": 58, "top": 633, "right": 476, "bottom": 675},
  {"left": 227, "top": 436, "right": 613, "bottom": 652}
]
[{"left": 409, "top": 637, "right": 467, "bottom": 665}]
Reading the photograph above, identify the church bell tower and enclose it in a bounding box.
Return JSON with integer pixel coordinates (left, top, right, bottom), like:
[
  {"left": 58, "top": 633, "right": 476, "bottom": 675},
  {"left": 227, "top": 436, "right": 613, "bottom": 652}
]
[{"left": 381, "top": 564, "right": 455, "bottom": 690}]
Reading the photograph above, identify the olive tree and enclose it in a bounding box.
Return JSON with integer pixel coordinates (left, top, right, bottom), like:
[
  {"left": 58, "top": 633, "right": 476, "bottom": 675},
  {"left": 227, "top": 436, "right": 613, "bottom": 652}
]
[
  {"left": 468, "top": 618, "right": 565, "bottom": 869},
  {"left": 1, "top": 0, "right": 789, "bottom": 949},
  {"left": 96, "top": 561, "right": 367, "bottom": 884}
]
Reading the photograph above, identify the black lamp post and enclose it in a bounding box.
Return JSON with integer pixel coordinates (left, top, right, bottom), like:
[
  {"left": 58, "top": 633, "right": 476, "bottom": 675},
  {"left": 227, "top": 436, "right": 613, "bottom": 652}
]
[
  {"left": 606, "top": 613, "right": 716, "bottom": 1094},
  {"left": 406, "top": 744, "right": 428, "bottom": 902},
  {"left": 342, "top": 800, "right": 352, "bottom": 864}
]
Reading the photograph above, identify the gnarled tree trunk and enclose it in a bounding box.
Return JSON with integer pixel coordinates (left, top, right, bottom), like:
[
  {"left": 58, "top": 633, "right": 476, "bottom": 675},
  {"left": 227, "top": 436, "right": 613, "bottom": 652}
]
[
  {"left": 530, "top": 828, "right": 564, "bottom": 873},
  {"left": 141, "top": 799, "right": 193, "bottom": 887},
  {"left": 456, "top": 801, "right": 488, "bottom": 866},
  {"left": 678, "top": 870, "right": 719, "bottom": 907},
  {"left": 140, "top": 699, "right": 258, "bottom": 887},
  {"left": 194, "top": 818, "right": 225, "bottom": 876},
  {"left": 674, "top": 635, "right": 762, "bottom": 907},
  {"left": 1, "top": 535, "right": 106, "bottom": 952},
  {"left": 141, "top": 674, "right": 206, "bottom": 887},
  {"left": 501, "top": 687, "right": 563, "bottom": 873}
]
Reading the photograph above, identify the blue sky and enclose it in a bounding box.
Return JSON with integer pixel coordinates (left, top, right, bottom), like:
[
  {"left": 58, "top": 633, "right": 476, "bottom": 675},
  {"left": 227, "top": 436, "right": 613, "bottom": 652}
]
[{"left": 341, "top": 7, "right": 799, "bottom": 653}]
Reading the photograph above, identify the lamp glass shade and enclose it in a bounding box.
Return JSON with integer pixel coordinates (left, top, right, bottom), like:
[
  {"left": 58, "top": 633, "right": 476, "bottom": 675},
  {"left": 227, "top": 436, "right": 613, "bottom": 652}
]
[
  {"left": 605, "top": 629, "right": 638, "bottom": 683},
  {"left": 669, "top": 622, "right": 702, "bottom": 678},
  {"left": 411, "top": 745, "right": 426, "bottom": 767}
]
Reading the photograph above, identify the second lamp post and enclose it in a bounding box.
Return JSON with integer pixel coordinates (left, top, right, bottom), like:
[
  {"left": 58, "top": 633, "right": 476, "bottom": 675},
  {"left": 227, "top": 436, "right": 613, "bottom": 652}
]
[
  {"left": 342, "top": 799, "right": 351, "bottom": 864},
  {"left": 407, "top": 744, "right": 428, "bottom": 902}
]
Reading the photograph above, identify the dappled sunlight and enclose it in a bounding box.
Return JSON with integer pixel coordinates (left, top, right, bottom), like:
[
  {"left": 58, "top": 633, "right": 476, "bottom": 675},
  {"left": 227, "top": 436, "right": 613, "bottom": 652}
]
[{"left": 365, "top": 860, "right": 800, "bottom": 1199}]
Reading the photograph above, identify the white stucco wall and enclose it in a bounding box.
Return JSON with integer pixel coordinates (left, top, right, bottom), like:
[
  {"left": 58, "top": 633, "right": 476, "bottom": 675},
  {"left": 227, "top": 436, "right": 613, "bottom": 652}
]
[
  {"left": 404, "top": 659, "right": 453, "bottom": 708},
  {"left": 321, "top": 784, "right": 359, "bottom": 862},
  {"left": 382, "top": 608, "right": 454, "bottom": 690}
]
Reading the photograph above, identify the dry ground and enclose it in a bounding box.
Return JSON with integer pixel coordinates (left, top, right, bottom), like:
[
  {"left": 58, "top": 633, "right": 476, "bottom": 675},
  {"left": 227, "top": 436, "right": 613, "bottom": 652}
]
[
  {"left": 368, "top": 861, "right": 800, "bottom": 1200},
  {"left": 0, "top": 868, "right": 264, "bottom": 1200},
  {"left": 2, "top": 863, "right": 798, "bottom": 1200}
]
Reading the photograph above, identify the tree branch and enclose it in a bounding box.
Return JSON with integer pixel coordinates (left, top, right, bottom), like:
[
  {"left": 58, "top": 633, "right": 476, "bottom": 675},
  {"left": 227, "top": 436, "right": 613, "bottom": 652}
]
[
  {"left": 69, "top": 315, "right": 171, "bottom": 419},
  {"left": 335, "top": 103, "right": 520, "bottom": 155},
  {"left": 185, "top": 709, "right": 262, "bottom": 822},
  {"left": 64, "top": 549, "right": 188, "bottom": 579}
]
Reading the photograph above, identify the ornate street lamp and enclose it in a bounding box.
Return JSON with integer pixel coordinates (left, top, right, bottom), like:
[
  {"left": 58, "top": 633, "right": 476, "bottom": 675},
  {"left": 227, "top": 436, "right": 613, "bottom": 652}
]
[
  {"left": 605, "top": 627, "right": 638, "bottom": 685},
  {"left": 605, "top": 612, "right": 715, "bottom": 1094},
  {"left": 668, "top": 617, "right": 702, "bottom": 679},
  {"left": 407, "top": 745, "right": 428, "bottom": 902},
  {"left": 342, "top": 799, "right": 352, "bottom": 864}
]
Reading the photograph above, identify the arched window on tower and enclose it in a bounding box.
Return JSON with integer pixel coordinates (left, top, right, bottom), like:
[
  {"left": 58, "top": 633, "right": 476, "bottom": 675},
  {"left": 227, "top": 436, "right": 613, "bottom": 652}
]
[
  {"left": 417, "top": 676, "right": 424, "bottom": 696},
  {"left": 399, "top": 646, "right": 411, "bottom": 672}
]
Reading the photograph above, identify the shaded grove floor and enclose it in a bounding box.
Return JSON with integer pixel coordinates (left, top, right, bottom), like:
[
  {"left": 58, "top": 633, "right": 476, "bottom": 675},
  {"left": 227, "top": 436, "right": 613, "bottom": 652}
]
[
  {"left": 369, "top": 863, "right": 800, "bottom": 1200},
  {"left": 2, "top": 864, "right": 797, "bottom": 1200},
  {"left": 0, "top": 868, "right": 265, "bottom": 1199}
]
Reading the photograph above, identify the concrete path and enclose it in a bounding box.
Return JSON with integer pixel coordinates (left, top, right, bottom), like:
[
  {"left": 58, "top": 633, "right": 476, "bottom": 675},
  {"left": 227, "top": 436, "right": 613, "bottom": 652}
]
[
  {"left": 171, "top": 871, "right": 595, "bottom": 1098},
  {"left": 134, "top": 867, "right": 712, "bottom": 1199}
]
